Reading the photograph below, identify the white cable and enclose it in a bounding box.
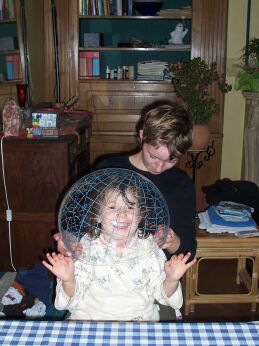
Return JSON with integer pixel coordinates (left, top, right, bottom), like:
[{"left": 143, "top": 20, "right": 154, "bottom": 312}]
[
  {"left": 1, "top": 136, "right": 10, "bottom": 209},
  {"left": 1, "top": 136, "right": 16, "bottom": 271}
]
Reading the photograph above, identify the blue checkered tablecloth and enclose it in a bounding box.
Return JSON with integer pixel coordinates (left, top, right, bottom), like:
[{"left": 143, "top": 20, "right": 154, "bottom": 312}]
[{"left": 0, "top": 320, "right": 259, "bottom": 346}]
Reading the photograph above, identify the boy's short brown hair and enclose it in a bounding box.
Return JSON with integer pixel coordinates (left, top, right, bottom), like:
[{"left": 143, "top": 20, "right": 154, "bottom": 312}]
[{"left": 136, "top": 98, "right": 193, "bottom": 159}]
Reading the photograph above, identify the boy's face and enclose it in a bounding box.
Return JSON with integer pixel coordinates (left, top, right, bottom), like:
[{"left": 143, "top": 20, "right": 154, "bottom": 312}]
[
  {"left": 100, "top": 189, "right": 141, "bottom": 240},
  {"left": 141, "top": 142, "right": 179, "bottom": 175}
]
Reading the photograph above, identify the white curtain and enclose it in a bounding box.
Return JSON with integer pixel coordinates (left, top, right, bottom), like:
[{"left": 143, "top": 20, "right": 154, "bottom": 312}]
[{"left": 243, "top": 93, "right": 259, "bottom": 185}]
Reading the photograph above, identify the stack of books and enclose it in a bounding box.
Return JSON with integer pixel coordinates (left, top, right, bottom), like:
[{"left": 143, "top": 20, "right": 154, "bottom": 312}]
[
  {"left": 198, "top": 201, "right": 257, "bottom": 234},
  {"left": 5, "top": 54, "right": 22, "bottom": 81},
  {"left": 0, "top": 0, "right": 15, "bottom": 20},
  {"left": 79, "top": 51, "right": 100, "bottom": 79},
  {"left": 137, "top": 60, "right": 168, "bottom": 81},
  {"left": 78, "top": 0, "right": 133, "bottom": 16}
]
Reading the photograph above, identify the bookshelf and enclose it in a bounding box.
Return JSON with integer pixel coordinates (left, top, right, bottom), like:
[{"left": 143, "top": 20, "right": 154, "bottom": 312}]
[
  {"left": 43, "top": 0, "right": 229, "bottom": 211},
  {"left": 0, "top": 0, "right": 25, "bottom": 104},
  {"left": 78, "top": 0, "right": 192, "bottom": 80},
  {"left": 0, "top": 0, "right": 24, "bottom": 84}
]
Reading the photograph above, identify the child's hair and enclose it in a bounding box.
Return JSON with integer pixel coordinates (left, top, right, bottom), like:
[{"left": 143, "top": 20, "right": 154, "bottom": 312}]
[
  {"left": 84, "top": 177, "right": 150, "bottom": 240},
  {"left": 136, "top": 98, "right": 193, "bottom": 159}
]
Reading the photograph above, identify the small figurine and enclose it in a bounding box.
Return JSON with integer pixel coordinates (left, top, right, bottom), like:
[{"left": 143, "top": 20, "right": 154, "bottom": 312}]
[
  {"left": 2, "top": 99, "right": 21, "bottom": 136},
  {"left": 168, "top": 23, "right": 188, "bottom": 45},
  {"left": 26, "top": 128, "right": 33, "bottom": 138}
]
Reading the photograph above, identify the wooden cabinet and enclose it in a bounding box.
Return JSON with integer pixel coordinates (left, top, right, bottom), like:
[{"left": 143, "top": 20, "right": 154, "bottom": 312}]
[
  {"left": 0, "top": 133, "right": 91, "bottom": 271},
  {"left": 79, "top": 80, "right": 175, "bottom": 163},
  {"left": 43, "top": 0, "right": 229, "bottom": 211}
]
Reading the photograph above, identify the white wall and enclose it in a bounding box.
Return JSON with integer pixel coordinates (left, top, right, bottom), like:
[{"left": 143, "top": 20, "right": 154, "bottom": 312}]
[{"left": 222, "top": 0, "right": 259, "bottom": 179}]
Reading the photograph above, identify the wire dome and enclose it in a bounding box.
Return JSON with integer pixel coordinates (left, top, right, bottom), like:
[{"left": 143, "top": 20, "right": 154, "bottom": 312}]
[{"left": 58, "top": 168, "right": 169, "bottom": 265}]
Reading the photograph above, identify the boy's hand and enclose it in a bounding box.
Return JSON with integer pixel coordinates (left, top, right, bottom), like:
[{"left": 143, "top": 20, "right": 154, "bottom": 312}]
[
  {"left": 154, "top": 226, "right": 180, "bottom": 254},
  {"left": 53, "top": 233, "right": 70, "bottom": 256},
  {"left": 53, "top": 232, "right": 83, "bottom": 258}
]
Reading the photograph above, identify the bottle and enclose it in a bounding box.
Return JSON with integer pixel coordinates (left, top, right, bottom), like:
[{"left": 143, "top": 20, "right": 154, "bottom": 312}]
[
  {"left": 110, "top": 69, "right": 114, "bottom": 79},
  {"left": 129, "top": 66, "right": 134, "bottom": 80},
  {"left": 106, "top": 66, "right": 110, "bottom": 79},
  {"left": 117, "top": 66, "right": 122, "bottom": 80},
  {"left": 114, "top": 68, "right": 118, "bottom": 80},
  {"left": 125, "top": 67, "right": 129, "bottom": 79},
  {"left": 122, "top": 66, "right": 127, "bottom": 79}
]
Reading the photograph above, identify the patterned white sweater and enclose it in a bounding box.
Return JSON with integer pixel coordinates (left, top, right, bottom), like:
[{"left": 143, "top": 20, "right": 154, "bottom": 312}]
[{"left": 55, "top": 235, "right": 183, "bottom": 321}]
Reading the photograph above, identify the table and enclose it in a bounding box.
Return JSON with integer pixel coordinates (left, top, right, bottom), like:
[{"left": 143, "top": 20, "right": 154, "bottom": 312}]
[
  {"left": 184, "top": 229, "right": 259, "bottom": 315},
  {"left": 0, "top": 320, "right": 259, "bottom": 346}
]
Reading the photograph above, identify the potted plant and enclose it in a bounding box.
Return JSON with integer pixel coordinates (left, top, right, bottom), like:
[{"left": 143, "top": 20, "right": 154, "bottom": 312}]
[
  {"left": 171, "top": 57, "right": 232, "bottom": 150},
  {"left": 235, "top": 37, "right": 259, "bottom": 92}
]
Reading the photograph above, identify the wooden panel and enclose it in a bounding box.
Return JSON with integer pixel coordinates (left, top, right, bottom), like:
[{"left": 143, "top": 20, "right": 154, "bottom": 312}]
[
  {"left": 0, "top": 84, "right": 17, "bottom": 105},
  {"left": 0, "top": 141, "right": 69, "bottom": 212},
  {"left": 192, "top": 0, "right": 229, "bottom": 134},
  {"left": 177, "top": 134, "right": 223, "bottom": 212},
  {"left": 90, "top": 134, "right": 137, "bottom": 165},
  {"left": 0, "top": 220, "right": 56, "bottom": 271},
  {"left": 0, "top": 136, "right": 90, "bottom": 271},
  {"left": 78, "top": 80, "right": 175, "bottom": 163},
  {"left": 43, "top": 0, "right": 72, "bottom": 102}
]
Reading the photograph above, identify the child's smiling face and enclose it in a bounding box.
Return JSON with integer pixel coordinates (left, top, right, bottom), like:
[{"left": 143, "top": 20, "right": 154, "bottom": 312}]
[{"left": 100, "top": 188, "right": 141, "bottom": 241}]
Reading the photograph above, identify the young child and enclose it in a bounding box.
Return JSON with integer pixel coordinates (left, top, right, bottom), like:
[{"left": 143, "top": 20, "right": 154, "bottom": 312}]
[{"left": 43, "top": 178, "right": 196, "bottom": 321}]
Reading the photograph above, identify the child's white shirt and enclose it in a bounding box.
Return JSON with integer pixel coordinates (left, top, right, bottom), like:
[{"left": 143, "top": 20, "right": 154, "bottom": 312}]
[{"left": 55, "top": 235, "right": 183, "bottom": 321}]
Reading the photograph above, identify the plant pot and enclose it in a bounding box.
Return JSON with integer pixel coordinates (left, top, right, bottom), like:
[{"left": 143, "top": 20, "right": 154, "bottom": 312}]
[{"left": 190, "top": 125, "right": 210, "bottom": 151}]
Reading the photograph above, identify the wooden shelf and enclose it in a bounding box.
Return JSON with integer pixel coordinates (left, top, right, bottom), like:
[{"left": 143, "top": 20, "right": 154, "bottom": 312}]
[
  {"left": 78, "top": 78, "right": 171, "bottom": 84},
  {"left": 0, "top": 79, "right": 23, "bottom": 84},
  {"left": 0, "top": 18, "right": 16, "bottom": 24},
  {"left": 79, "top": 45, "right": 190, "bottom": 52},
  {"left": 0, "top": 49, "right": 20, "bottom": 55},
  {"left": 78, "top": 11, "right": 192, "bottom": 20}
]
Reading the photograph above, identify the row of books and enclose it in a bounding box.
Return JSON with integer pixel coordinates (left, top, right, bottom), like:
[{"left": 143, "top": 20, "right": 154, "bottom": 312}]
[
  {"left": 79, "top": 52, "right": 100, "bottom": 78},
  {"left": 5, "top": 54, "right": 22, "bottom": 80},
  {"left": 0, "top": 0, "right": 15, "bottom": 20},
  {"left": 79, "top": 0, "right": 133, "bottom": 16}
]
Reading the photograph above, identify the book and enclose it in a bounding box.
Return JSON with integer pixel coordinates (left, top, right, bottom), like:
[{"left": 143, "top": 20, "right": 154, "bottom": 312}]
[
  {"left": 207, "top": 205, "right": 256, "bottom": 228},
  {"left": 128, "top": 0, "right": 133, "bottom": 16},
  {"left": 116, "top": 0, "right": 122, "bottom": 16},
  {"left": 79, "top": 51, "right": 100, "bottom": 78},
  {"left": 8, "top": 0, "right": 15, "bottom": 19},
  {"left": 198, "top": 210, "right": 257, "bottom": 234},
  {"left": 92, "top": 56, "right": 100, "bottom": 76},
  {"left": 122, "top": 0, "right": 128, "bottom": 15},
  {"left": 79, "top": 52, "right": 87, "bottom": 77},
  {"left": 98, "top": 0, "right": 104, "bottom": 15},
  {"left": 5, "top": 54, "right": 22, "bottom": 80}
]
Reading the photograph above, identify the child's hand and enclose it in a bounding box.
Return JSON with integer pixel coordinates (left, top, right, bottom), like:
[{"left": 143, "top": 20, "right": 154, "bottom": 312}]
[
  {"left": 164, "top": 252, "right": 196, "bottom": 282},
  {"left": 42, "top": 252, "right": 75, "bottom": 282}
]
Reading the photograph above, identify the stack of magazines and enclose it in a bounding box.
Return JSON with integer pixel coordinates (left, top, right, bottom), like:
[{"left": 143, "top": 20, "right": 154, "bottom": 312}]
[
  {"left": 137, "top": 61, "right": 168, "bottom": 80},
  {"left": 198, "top": 201, "right": 257, "bottom": 233}
]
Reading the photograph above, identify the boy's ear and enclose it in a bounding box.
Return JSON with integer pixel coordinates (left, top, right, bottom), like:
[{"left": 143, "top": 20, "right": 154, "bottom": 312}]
[{"left": 139, "top": 129, "right": 143, "bottom": 140}]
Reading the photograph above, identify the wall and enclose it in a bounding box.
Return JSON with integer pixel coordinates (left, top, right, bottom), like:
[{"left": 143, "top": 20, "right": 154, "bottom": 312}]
[{"left": 222, "top": 0, "right": 259, "bottom": 179}]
